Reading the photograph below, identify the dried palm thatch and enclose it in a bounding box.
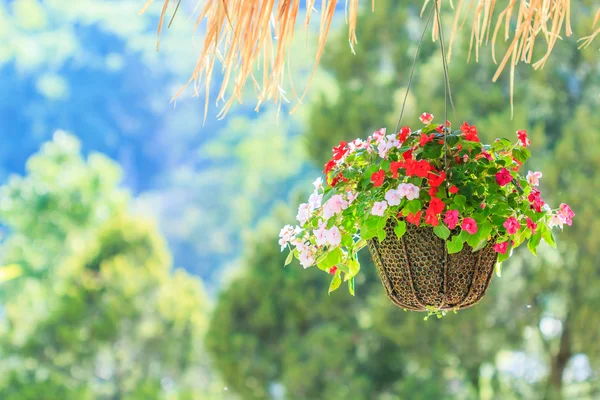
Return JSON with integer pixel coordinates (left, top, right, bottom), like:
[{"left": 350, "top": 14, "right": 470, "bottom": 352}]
[{"left": 141, "top": 0, "right": 598, "bottom": 118}]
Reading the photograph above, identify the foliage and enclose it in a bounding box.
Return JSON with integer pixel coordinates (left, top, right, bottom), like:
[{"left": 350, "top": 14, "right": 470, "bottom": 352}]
[
  {"left": 281, "top": 116, "right": 573, "bottom": 295},
  {"left": 0, "top": 132, "right": 225, "bottom": 399}
]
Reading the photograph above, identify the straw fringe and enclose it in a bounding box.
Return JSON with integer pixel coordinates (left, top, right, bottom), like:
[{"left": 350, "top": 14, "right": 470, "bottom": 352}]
[{"left": 144, "top": 0, "right": 598, "bottom": 118}]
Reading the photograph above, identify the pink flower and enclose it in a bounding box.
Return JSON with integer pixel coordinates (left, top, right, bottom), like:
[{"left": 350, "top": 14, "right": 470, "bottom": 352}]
[
  {"left": 503, "top": 217, "right": 520, "bottom": 235},
  {"left": 298, "top": 246, "right": 316, "bottom": 268},
  {"left": 526, "top": 171, "right": 543, "bottom": 187},
  {"left": 558, "top": 203, "right": 575, "bottom": 226},
  {"left": 296, "top": 203, "right": 312, "bottom": 225},
  {"left": 324, "top": 226, "right": 342, "bottom": 247},
  {"left": 397, "top": 183, "right": 420, "bottom": 200},
  {"left": 495, "top": 168, "right": 512, "bottom": 186},
  {"left": 313, "top": 223, "right": 328, "bottom": 246},
  {"left": 526, "top": 217, "right": 537, "bottom": 232},
  {"left": 373, "top": 128, "right": 387, "bottom": 144},
  {"left": 279, "top": 225, "right": 296, "bottom": 251},
  {"left": 494, "top": 242, "right": 508, "bottom": 254},
  {"left": 528, "top": 189, "right": 545, "bottom": 213},
  {"left": 461, "top": 218, "right": 478, "bottom": 234},
  {"left": 549, "top": 214, "right": 565, "bottom": 229},
  {"left": 444, "top": 210, "right": 459, "bottom": 229},
  {"left": 419, "top": 112, "right": 434, "bottom": 124},
  {"left": 371, "top": 201, "right": 388, "bottom": 216},
  {"left": 323, "top": 195, "right": 348, "bottom": 219},
  {"left": 385, "top": 188, "right": 403, "bottom": 206}
]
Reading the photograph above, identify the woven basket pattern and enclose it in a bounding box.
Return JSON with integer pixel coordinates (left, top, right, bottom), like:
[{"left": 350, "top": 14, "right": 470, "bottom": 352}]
[{"left": 368, "top": 219, "right": 497, "bottom": 311}]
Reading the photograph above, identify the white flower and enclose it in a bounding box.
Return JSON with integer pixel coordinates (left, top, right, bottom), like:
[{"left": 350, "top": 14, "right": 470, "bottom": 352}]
[
  {"left": 371, "top": 201, "right": 388, "bottom": 216},
  {"left": 542, "top": 204, "right": 551, "bottom": 212},
  {"left": 373, "top": 128, "right": 387, "bottom": 144},
  {"left": 323, "top": 195, "right": 349, "bottom": 219},
  {"left": 325, "top": 226, "right": 342, "bottom": 247},
  {"left": 384, "top": 188, "right": 403, "bottom": 206},
  {"left": 299, "top": 247, "right": 316, "bottom": 268},
  {"left": 526, "top": 170, "right": 543, "bottom": 187},
  {"left": 296, "top": 203, "right": 312, "bottom": 225},
  {"left": 313, "top": 177, "right": 323, "bottom": 191},
  {"left": 346, "top": 191, "right": 357, "bottom": 204},
  {"left": 548, "top": 214, "right": 565, "bottom": 229},
  {"left": 398, "top": 183, "right": 420, "bottom": 200},
  {"left": 278, "top": 225, "right": 295, "bottom": 251},
  {"left": 308, "top": 192, "right": 323, "bottom": 210},
  {"left": 313, "top": 223, "right": 328, "bottom": 247}
]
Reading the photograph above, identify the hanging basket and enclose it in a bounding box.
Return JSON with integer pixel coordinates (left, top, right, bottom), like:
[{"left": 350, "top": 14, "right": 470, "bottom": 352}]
[{"left": 368, "top": 219, "right": 497, "bottom": 312}]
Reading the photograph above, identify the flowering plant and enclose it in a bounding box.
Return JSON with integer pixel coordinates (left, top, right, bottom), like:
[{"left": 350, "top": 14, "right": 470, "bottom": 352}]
[{"left": 279, "top": 113, "right": 574, "bottom": 295}]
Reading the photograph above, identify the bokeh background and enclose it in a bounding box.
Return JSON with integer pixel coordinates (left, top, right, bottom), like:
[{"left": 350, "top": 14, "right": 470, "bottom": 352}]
[{"left": 0, "top": 0, "right": 598, "bottom": 399}]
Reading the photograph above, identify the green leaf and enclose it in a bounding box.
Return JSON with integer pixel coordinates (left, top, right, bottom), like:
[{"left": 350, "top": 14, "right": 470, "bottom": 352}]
[
  {"left": 497, "top": 249, "right": 510, "bottom": 263},
  {"left": 447, "top": 236, "right": 465, "bottom": 254},
  {"left": 404, "top": 200, "right": 422, "bottom": 214},
  {"left": 472, "top": 239, "right": 489, "bottom": 252},
  {"left": 528, "top": 231, "right": 542, "bottom": 256},
  {"left": 284, "top": 251, "right": 294, "bottom": 267},
  {"left": 466, "top": 231, "right": 482, "bottom": 247},
  {"left": 341, "top": 234, "right": 353, "bottom": 248},
  {"left": 347, "top": 276, "right": 355, "bottom": 296},
  {"left": 453, "top": 195, "right": 466, "bottom": 210},
  {"left": 347, "top": 258, "right": 361, "bottom": 277},
  {"left": 377, "top": 229, "right": 386, "bottom": 243},
  {"left": 512, "top": 147, "right": 531, "bottom": 164},
  {"left": 433, "top": 224, "right": 451, "bottom": 240},
  {"left": 446, "top": 135, "right": 460, "bottom": 147},
  {"left": 495, "top": 262, "right": 502, "bottom": 277},
  {"left": 541, "top": 226, "right": 556, "bottom": 248},
  {"left": 317, "top": 248, "right": 342, "bottom": 270},
  {"left": 328, "top": 272, "right": 342, "bottom": 293},
  {"left": 394, "top": 220, "right": 407, "bottom": 239},
  {"left": 422, "top": 142, "right": 443, "bottom": 159}
]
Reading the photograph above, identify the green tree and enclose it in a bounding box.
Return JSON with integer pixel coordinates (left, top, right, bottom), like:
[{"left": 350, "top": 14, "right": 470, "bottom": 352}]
[
  {"left": 0, "top": 132, "right": 225, "bottom": 399},
  {"left": 207, "top": 0, "right": 599, "bottom": 399}
]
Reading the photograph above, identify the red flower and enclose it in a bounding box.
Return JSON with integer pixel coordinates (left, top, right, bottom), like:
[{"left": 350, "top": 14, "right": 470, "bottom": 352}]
[
  {"left": 517, "top": 130, "right": 530, "bottom": 146},
  {"left": 493, "top": 242, "right": 508, "bottom": 254},
  {"left": 425, "top": 210, "right": 439, "bottom": 227},
  {"left": 444, "top": 210, "right": 459, "bottom": 229},
  {"left": 428, "top": 186, "right": 438, "bottom": 196},
  {"left": 420, "top": 133, "right": 434, "bottom": 146},
  {"left": 328, "top": 266, "right": 338, "bottom": 275},
  {"left": 371, "top": 169, "right": 385, "bottom": 187},
  {"left": 503, "top": 217, "right": 520, "bottom": 235},
  {"left": 449, "top": 186, "right": 459, "bottom": 194},
  {"left": 390, "top": 161, "right": 404, "bottom": 179},
  {"left": 495, "top": 168, "right": 512, "bottom": 186},
  {"left": 481, "top": 150, "right": 493, "bottom": 161},
  {"left": 324, "top": 160, "right": 336, "bottom": 175},
  {"left": 436, "top": 124, "right": 444, "bottom": 133},
  {"left": 460, "top": 122, "right": 480, "bottom": 142},
  {"left": 528, "top": 188, "right": 545, "bottom": 212},
  {"left": 526, "top": 217, "right": 538, "bottom": 232},
  {"left": 406, "top": 211, "right": 422, "bottom": 226},
  {"left": 428, "top": 197, "right": 445, "bottom": 215},
  {"left": 419, "top": 112, "right": 434, "bottom": 124},
  {"left": 330, "top": 172, "right": 349, "bottom": 187},
  {"left": 332, "top": 141, "right": 348, "bottom": 161},
  {"left": 461, "top": 218, "right": 478, "bottom": 234},
  {"left": 402, "top": 149, "right": 413, "bottom": 161},
  {"left": 405, "top": 159, "right": 432, "bottom": 178},
  {"left": 398, "top": 126, "right": 411, "bottom": 142},
  {"left": 428, "top": 171, "right": 446, "bottom": 188}
]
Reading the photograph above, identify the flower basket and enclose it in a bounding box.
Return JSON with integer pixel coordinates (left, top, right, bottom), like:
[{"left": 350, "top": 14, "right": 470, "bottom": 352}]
[
  {"left": 368, "top": 219, "right": 496, "bottom": 312},
  {"left": 279, "top": 113, "right": 575, "bottom": 316}
]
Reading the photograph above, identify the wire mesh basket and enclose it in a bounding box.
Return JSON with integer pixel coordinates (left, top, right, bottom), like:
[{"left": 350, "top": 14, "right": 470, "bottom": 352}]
[{"left": 368, "top": 219, "right": 497, "bottom": 311}]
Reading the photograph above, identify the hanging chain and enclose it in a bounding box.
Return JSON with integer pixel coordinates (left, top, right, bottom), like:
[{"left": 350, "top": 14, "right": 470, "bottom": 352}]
[{"left": 394, "top": 0, "right": 460, "bottom": 182}]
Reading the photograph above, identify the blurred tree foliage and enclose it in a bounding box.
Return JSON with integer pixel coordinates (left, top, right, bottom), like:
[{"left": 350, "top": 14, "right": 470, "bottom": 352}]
[
  {"left": 207, "top": 0, "right": 599, "bottom": 399},
  {"left": 0, "top": 132, "right": 227, "bottom": 399}
]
